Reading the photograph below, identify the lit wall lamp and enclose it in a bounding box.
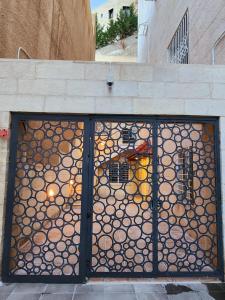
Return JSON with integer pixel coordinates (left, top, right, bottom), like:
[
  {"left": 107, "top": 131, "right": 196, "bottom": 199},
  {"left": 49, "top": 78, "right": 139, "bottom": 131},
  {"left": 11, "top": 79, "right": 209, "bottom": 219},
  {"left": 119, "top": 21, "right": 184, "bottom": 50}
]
[{"left": 47, "top": 189, "right": 55, "bottom": 202}]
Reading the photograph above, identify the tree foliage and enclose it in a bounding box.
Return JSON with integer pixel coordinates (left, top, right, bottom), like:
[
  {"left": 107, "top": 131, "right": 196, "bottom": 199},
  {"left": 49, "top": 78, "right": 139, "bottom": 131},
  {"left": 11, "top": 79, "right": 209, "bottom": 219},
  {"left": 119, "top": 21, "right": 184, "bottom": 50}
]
[{"left": 96, "top": 4, "right": 138, "bottom": 49}]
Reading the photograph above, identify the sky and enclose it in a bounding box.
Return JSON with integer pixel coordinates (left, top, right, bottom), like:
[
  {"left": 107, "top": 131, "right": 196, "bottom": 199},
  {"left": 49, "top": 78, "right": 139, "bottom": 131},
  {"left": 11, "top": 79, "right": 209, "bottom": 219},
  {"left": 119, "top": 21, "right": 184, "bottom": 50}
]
[{"left": 91, "top": 0, "right": 107, "bottom": 10}]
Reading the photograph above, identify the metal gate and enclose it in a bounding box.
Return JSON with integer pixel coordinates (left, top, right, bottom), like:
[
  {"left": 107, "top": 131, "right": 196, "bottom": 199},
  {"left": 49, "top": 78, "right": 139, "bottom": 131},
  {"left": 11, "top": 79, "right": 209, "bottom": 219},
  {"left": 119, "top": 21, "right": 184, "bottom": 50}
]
[{"left": 2, "top": 114, "right": 224, "bottom": 282}]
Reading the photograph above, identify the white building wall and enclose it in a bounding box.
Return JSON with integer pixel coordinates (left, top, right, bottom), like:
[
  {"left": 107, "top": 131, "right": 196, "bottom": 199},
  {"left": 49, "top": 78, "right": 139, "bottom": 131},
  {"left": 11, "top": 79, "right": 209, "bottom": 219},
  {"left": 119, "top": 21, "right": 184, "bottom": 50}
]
[
  {"left": 94, "top": 0, "right": 137, "bottom": 28},
  {"left": 138, "top": 0, "right": 225, "bottom": 64},
  {"left": 137, "top": 0, "right": 156, "bottom": 63}
]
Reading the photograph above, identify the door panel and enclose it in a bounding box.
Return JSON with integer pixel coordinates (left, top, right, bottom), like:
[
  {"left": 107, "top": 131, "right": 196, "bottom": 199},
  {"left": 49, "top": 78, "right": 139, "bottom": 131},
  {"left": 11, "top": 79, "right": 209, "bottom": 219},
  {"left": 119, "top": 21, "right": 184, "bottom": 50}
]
[
  {"left": 157, "top": 122, "right": 218, "bottom": 273},
  {"left": 8, "top": 119, "right": 85, "bottom": 279},
  {"left": 90, "top": 121, "right": 154, "bottom": 273}
]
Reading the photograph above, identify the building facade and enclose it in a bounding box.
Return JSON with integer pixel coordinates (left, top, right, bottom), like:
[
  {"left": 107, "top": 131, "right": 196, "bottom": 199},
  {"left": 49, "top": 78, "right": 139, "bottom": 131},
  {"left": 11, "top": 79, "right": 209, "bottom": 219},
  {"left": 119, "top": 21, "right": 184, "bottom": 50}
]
[
  {"left": 94, "top": 0, "right": 138, "bottom": 29},
  {"left": 0, "top": 0, "right": 95, "bottom": 60},
  {"left": 138, "top": 0, "right": 225, "bottom": 64},
  {"left": 0, "top": 60, "right": 225, "bottom": 281}
]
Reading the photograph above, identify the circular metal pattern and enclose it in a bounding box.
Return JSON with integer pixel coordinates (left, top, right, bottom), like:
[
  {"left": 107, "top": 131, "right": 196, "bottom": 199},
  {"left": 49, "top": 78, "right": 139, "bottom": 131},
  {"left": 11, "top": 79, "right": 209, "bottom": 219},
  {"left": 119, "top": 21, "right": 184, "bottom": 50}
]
[
  {"left": 91, "top": 121, "right": 154, "bottom": 273},
  {"left": 157, "top": 122, "right": 218, "bottom": 272},
  {"left": 10, "top": 120, "right": 84, "bottom": 275},
  {"left": 8, "top": 118, "right": 220, "bottom": 278}
]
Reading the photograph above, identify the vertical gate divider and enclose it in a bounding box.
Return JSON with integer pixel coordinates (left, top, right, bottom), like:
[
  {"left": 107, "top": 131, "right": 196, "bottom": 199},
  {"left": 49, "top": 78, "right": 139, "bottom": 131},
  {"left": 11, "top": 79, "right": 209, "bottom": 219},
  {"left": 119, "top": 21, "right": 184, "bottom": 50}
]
[
  {"left": 214, "top": 120, "right": 224, "bottom": 281},
  {"left": 152, "top": 120, "right": 159, "bottom": 276},
  {"left": 2, "top": 114, "right": 20, "bottom": 282},
  {"left": 85, "top": 116, "right": 95, "bottom": 278},
  {"left": 79, "top": 118, "right": 90, "bottom": 282}
]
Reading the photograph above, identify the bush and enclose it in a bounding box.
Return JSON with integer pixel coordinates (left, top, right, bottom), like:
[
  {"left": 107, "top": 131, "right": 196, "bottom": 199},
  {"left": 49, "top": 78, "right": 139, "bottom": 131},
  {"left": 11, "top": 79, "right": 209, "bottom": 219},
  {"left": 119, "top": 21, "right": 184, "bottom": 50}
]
[
  {"left": 116, "top": 5, "right": 138, "bottom": 40},
  {"left": 96, "top": 4, "right": 138, "bottom": 49},
  {"left": 96, "top": 18, "right": 108, "bottom": 49}
]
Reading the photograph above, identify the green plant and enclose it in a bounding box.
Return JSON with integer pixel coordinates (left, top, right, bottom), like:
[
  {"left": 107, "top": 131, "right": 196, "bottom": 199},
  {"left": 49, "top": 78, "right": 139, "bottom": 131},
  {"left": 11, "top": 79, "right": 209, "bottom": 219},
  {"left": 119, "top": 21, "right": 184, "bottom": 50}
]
[
  {"left": 116, "top": 4, "right": 138, "bottom": 40},
  {"left": 95, "top": 4, "right": 138, "bottom": 49},
  {"left": 106, "top": 19, "right": 118, "bottom": 44},
  {"left": 96, "top": 17, "right": 108, "bottom": 49}
]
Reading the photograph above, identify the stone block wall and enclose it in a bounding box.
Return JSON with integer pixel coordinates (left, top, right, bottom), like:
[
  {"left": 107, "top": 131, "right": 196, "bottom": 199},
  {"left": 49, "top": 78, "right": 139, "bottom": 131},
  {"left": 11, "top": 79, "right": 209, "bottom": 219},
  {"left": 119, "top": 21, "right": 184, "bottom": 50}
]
[{"left": 0, "top": 60, "right": 225, "bottom": 275}]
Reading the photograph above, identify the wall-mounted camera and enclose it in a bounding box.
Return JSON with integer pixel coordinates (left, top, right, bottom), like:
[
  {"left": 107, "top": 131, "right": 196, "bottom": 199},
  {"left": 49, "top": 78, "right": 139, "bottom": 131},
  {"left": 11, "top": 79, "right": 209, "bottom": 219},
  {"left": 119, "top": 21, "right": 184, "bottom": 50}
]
[
  {"left": 107, "top": 79, "right": 114, "bottom": 87},
  {"left": 107, "top": 63, "right": 114, "bottom": 89}
]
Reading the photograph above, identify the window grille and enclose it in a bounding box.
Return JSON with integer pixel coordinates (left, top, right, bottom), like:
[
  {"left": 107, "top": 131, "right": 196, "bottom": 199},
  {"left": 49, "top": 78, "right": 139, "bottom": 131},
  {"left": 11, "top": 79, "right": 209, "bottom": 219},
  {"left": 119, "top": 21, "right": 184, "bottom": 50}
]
[
  {"left": 119, "top": 163, "right": 129, "bottom": 183},
  {"left": 122, "top": 129, "right": 135, "bottom": 144},
  {"left": 176, "top": 148, "right": 194, "bottom": 204},
  {"left": 168, "top": 10, "right": 189, "bottom": 64},
  {"left": 109, "top": 162, "right": 129, "bottom": 183}
]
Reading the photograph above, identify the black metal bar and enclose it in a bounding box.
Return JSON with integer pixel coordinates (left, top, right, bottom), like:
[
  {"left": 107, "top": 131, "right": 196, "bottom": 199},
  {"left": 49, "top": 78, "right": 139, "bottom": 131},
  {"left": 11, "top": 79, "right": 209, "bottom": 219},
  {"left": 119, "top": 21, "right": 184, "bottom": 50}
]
[
  {"left": 214, "top": 119, "right": 224, "bottom": 281},
  {"left": 78, "top": 116, "right": 92, "bottom": 283},
  {"left": 152, "top": 121, "right": 159, "bottom": 275},
  {"left": 11, "top": 112, "right": 219, "bottom": 123},
  {"left": 11, "top": 113, "right": 87, "bottom": 121},
  {"left": 85, "top": 117, "right": 95, "bottom": 277},
  {"left": 2, "top": 114, "right": 20, "bottom": 281}
]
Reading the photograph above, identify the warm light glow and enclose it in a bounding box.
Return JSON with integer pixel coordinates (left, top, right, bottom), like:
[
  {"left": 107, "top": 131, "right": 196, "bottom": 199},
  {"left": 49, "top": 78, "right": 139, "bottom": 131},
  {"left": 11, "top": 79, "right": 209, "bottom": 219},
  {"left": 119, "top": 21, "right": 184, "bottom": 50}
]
[
  {"left": 48, "top": 189, "right": 55, "bottom": 197},
  {"left": 69, "top": 180, "right": 75, "bottom": 185}
]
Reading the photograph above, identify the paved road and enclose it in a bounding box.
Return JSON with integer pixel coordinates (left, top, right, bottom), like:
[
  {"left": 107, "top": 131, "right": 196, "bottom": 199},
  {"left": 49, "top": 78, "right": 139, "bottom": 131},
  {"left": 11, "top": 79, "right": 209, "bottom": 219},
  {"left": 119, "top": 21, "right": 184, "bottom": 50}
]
[{"left": 0, "top": 282, "right": 225, "bottom": 300}]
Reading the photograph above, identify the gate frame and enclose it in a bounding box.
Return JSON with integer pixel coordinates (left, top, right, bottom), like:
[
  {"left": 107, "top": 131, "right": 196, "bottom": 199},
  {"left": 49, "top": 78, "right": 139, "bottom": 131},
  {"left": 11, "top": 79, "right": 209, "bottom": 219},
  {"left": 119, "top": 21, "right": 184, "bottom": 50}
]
[{"left": 2, "top": 113, "right": 224, "bottom": 283}]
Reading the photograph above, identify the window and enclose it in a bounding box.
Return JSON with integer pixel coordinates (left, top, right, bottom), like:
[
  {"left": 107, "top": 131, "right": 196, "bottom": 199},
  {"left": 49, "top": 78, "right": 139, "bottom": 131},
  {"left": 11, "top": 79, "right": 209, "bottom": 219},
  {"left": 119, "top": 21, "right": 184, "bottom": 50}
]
[
  {"left": 123, "top": 6, "right": 130, "bottom": 16},
  {"left": 109, "top": 162, "right": 129, "bottom": 183},
  {"left": 109, "top": 8, "right": 114, "bottom": 19},
  {"left": 122, "top": 129, "right": 135, "bottom": 144},
  {"left": 168, "top": 10, "right": 189, "bottom": 64},
  {"left": 119, "top": 163, "right": 129, "bottom": 183},
  {"left": 176, "top": 148, "right": 194, "bottom": 204}
]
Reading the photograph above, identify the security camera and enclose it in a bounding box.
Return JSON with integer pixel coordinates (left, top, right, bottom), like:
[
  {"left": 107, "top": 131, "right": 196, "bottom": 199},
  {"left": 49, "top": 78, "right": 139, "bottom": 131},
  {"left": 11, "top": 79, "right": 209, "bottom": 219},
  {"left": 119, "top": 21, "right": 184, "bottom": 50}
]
[
  {"left": 107, "top": 80, "right": 114, "bottom": 87},
  {"left": 107, "top": 63, "right": 114, "bottom": 88}
]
